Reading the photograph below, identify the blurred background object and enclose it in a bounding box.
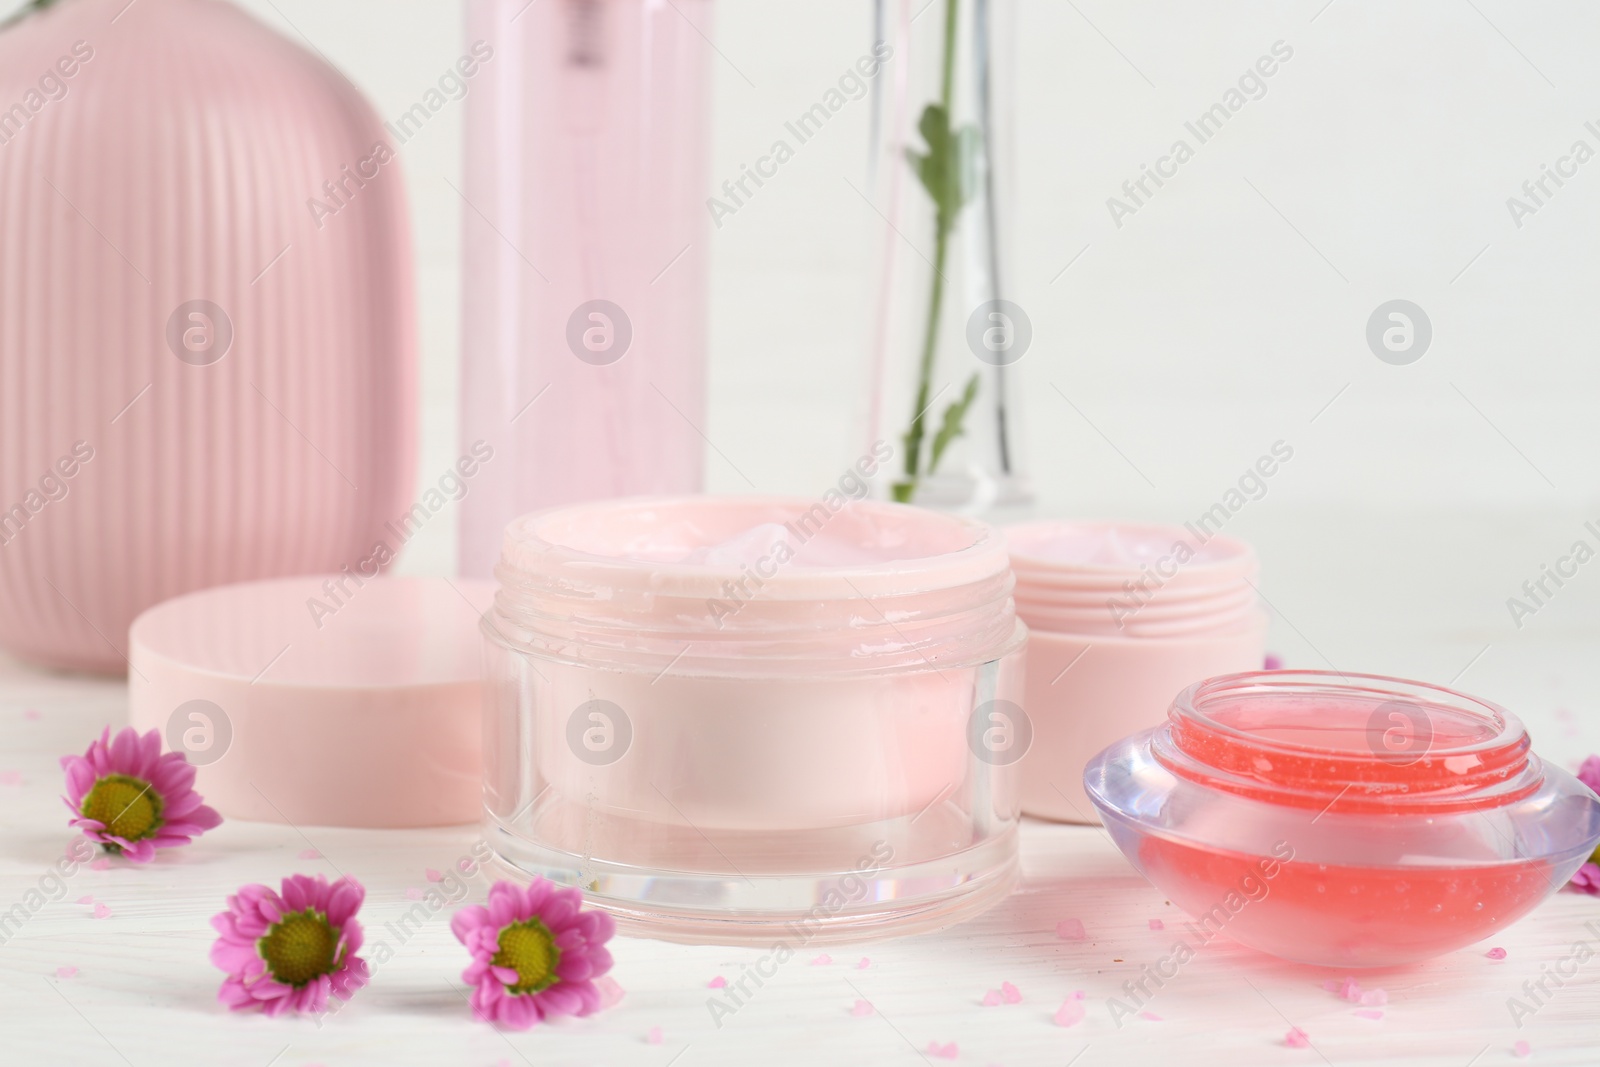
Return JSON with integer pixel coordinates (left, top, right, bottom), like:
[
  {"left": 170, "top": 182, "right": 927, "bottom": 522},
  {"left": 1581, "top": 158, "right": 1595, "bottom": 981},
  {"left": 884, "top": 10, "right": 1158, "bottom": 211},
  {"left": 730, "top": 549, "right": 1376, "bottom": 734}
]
[
  {"left": 456, "top": 0, "right": 713, "bottom": 578},
  {"left": 865, "top": 0, "right": 1031, "bottom": 514},
  {"left": 0, "top": 0, "right": 417, "bottom": 673},
  {"left": 2, "top": 0, "right": 1599, "bottom": 691}
]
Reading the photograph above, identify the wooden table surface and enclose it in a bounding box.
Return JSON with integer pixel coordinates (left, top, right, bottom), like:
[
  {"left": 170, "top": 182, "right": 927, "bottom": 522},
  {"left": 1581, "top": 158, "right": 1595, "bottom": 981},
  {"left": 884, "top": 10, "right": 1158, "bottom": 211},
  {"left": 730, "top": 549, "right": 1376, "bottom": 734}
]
[{"left": 2, "top": 607, "right": 1598, "bottom": 1067}]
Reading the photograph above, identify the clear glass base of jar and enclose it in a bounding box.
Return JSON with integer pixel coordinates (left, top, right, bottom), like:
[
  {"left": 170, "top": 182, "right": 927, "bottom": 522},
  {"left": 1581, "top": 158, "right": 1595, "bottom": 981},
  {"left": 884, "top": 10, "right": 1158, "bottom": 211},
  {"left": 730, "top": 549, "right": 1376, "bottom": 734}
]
[
  {"left": 477, "top": 503, "right": 1029, "bottom": 945},
  {"left": 484, "top": 807, "right": 1019, "bottom": 945}
]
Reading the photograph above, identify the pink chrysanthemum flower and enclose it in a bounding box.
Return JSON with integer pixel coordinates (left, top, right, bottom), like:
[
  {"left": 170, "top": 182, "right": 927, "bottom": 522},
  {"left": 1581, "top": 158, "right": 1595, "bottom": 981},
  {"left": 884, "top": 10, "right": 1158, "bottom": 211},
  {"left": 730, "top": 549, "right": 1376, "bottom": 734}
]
[
  {"left": 1571, "top": 862, "right": 1600, "bottom": 896},
  {"left": 452, "top": 878, "right": 617, "bottom": 1029},
  {"left": 210, "top": 874, "right": 369, "bottom": 1015},
  {"left": 1577, "top": 755, "right": 1600, "bottom": 796},
  {"left": 1574, "top": 755, "right": 1600, "bottom": 890},
  {"left": 60, "top": 726, "right": 221, "bottom": 862}
]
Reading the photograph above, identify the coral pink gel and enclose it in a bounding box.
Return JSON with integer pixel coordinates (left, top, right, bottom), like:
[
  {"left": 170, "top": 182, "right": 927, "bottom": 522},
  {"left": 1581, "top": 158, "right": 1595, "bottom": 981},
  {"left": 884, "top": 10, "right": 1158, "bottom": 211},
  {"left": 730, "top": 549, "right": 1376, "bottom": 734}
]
[{"left": 1086, "top": 671, "right": 1600, "bottom": 967}]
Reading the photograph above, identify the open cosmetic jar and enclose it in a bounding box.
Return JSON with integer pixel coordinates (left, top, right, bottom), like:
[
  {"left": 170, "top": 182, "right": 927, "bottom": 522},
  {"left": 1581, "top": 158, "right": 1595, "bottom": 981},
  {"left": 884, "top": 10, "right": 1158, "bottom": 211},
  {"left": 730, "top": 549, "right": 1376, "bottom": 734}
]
[
  {"left": 1085, "top": 671, "right": 1600, "bottom": 967},
  {"left": 1006, "top": 521, "right": 1266, "bottom": 823},
  {"left": 481, "top": 496, "right": 1027, "bottom": 943}
]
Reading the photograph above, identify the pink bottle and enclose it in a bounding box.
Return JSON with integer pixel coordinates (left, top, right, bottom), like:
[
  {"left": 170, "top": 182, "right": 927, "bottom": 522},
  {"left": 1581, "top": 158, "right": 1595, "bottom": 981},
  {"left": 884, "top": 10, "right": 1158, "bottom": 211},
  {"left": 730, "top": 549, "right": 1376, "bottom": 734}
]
[
  {"left": 0, "top": 0, "right": 417, "bottom": 672},
  {"left": 458, "top": 0, "right": 712, "bottom": 578}
]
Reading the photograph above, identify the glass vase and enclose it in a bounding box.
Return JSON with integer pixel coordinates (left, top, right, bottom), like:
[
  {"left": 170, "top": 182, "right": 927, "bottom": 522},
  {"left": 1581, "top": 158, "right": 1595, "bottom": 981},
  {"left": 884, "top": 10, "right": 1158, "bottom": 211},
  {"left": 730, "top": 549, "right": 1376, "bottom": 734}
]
[{"left": 864, "top": 0, "right": 1030, "bottom": 514}]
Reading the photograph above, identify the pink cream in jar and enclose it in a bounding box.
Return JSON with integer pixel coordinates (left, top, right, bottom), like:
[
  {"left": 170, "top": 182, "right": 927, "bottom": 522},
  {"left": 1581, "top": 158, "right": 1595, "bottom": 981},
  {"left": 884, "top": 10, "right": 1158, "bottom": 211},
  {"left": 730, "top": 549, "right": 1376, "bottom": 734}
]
[{"left": 482, "top": 496, "right": 1027, "bottom": 943}]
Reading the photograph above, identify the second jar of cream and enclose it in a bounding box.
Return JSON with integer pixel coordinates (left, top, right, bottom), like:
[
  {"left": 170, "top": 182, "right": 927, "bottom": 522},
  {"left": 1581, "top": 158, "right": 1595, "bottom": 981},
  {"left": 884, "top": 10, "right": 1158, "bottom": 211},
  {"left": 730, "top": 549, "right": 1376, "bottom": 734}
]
[
  {"left": 481, "top": 496, "right": 1026, "bottom": 943},
  {"left": 1006, "top": 521, "right": 1268, "bottom": 823}
]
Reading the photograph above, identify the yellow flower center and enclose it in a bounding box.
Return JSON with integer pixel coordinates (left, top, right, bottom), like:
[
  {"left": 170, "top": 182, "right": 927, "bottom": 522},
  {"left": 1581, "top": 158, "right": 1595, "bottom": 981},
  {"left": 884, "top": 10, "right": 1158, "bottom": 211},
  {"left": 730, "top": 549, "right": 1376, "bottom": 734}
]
[
  {"left": 259, "top": 910, "right": 340, "bottom": 988},
  {"left": 493, "top": 919, "right": 562, "bottom": 994},
  {"left": 80, "top": 774, "right": 162, "bottom": 843}
]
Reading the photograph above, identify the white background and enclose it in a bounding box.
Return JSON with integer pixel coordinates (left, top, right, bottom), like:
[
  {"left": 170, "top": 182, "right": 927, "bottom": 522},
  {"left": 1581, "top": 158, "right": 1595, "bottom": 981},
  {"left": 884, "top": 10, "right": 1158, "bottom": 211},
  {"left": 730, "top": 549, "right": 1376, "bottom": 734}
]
[
  {"left": 9, "top": 0, "right": 1587, "bottom": 645},
  {"left": 90, "top": 0, "right": 1597, "bottom": 696}
]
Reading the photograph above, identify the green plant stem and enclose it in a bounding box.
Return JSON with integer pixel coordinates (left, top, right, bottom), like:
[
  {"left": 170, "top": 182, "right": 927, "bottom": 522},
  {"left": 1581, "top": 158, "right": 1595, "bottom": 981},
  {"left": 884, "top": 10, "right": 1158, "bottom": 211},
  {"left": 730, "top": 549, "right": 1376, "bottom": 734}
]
[
  {"left": 0, "top": 0, "right": 55, "bottom": 30},
  {"left": 895, "top": 0, "right": 962, "bottom": 503}
]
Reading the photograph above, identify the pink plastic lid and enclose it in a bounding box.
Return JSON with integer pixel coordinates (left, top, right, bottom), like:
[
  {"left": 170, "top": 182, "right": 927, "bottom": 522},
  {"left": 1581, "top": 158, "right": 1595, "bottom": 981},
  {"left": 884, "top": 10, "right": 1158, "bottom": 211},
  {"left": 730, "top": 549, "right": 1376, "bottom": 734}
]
[
  {"left": 128, "top": 576, "right": 494, "bottom": 828},
  {"left": 1003, "top": 520, "right": 1260, "bottom": 638}
]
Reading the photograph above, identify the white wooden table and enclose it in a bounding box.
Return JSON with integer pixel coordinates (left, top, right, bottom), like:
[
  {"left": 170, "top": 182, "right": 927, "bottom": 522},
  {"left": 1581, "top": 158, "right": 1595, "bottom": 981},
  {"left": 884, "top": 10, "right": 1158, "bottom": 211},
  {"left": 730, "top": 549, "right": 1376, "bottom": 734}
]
[{"left": 3, "top": 515, "right": 1600, "bottom": 1066}]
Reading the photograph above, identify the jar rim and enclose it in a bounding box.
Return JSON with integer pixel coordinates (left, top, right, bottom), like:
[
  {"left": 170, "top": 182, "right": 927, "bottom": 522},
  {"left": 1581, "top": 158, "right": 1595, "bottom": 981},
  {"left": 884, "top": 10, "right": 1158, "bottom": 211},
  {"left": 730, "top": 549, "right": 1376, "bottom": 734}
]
[
  {"left": 1005, "top": 519, "right": 1257, "bottom": 579},
  {"left": 491, "top": 495, "right": 1019, "bottom": 674},
  {"left": 1176, "top": 669, "right": 1522, "bottom": 760},
  {"left": 1157, "top": 670, "right": 1537, "bottom": 814},
  {"left": 501, "top": 495, "right": 1010, "bottom": 598}
]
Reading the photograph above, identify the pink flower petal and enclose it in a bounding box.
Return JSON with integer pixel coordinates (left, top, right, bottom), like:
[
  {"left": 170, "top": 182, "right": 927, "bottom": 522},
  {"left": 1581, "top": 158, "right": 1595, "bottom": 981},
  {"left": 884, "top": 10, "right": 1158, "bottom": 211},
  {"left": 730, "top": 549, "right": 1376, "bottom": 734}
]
[
  {"left": 487, "top": 888, "right": 517, "bottom": 928},
  {"left": 1055, "top": 918, "right": 1087, "bottom": 940},
  {"left": 1359, "top": 989, "right": 1387, "bottom": 1006},
  {"left": 1355, "top": 1009, "right": 1383, "bottom": 1020},
  {"left": 92, "top": 903, "right": 111, "bottom": 919},
  {"left": 1327, "top": 976, "right": 1371, "bottom": 1003},
  {"left": 810, "top": 954, "right": 832, "bottom": 966},
  {"left": 109, "top": 729, "right": 137, "bottom": 771},
  {"left": 1487, "top": 947, "right": 1507, "bottom": 960},
  {"left": 646, "top": 1027, "right": 664, "bottom": 1045},
  {"left": 65, "top": 763, "right": 96, "bottom": 804},
  {"left": 1054, "top": 999, "right": 1085, "bottom": 1027},
  {"left": 76, "top": 895, "right": 94, "bottom": 905},
  {"left": 1140, "top": 1011, "right": 1163, "bottom": 1021},
  {"left": 298, "top": 848, "right": 321, "bottom": 860},
  {"left": 324, "top": 880, "right": 364, "bottom": 928},
  {"left": 89, "top": 858, "right": 110, "bottom": 871},
  {"left": 1001, "top": 981, "right": 1021, "bottom": 1004},
  {"left": 55, "top": 966, "right": 77, "bottom": 979},
  {"left": 1148, "top": 919, "right": 1165, "bottom": 930},
  {"left": 707, "top": 976, "right": 726, "bottom": 989},
  {"left": 926, "top": 1041, "right": 958, "bottom": 1059},
  {"left": 1285, "top": 1027, "right": 1311, "bottom": 1048},
  {"left": 137, "top": 730, "right": 161, "bottom": 776},
  {"left": 594, "top": 976, "right": 625, "bottom": 1010},
  {"left": 1578, "top": 755, "right": 1600, "bottom": 793},
  {"left": 405, "top": 887, "right": 424, "bottom": 901},
  {"left": 981, "top": 989, "right": 1001, "bottom": 1006},
  {"left": 425, "top": 868, "right": 443, "bottom": 882},
  {"left": 1514, "top": 1040, "right": 1531, "bottom": 1058},
  {"left": 1568, "top": 862, "right": 1600, "bottom": 895},
  {"left": 855, "top": 957, "right": 871, "bottom": 969},
  {"left": 850, "top": 999, "right": 874, "bottom": 1017},
  {"left": 0, "top": 770, "right": 21, "bottom": 785}
]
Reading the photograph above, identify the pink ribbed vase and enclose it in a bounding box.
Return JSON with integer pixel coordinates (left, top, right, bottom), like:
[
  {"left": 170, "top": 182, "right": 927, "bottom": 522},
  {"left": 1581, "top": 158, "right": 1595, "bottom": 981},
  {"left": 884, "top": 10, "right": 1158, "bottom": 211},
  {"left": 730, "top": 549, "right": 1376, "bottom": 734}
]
[{"left": 0, "top": 0, "right": 417, "bottom": 673}]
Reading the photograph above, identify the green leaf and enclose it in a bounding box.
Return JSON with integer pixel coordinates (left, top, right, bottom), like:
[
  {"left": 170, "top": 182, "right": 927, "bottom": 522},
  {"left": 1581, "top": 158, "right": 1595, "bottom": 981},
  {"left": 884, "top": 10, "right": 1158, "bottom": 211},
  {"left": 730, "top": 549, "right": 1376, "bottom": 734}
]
[
  {"left": 905, "top": 104, "right": 980, "bottom": 233},
  {"left": 929, "top": 373, "right": 980, "bottom": 473}
]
